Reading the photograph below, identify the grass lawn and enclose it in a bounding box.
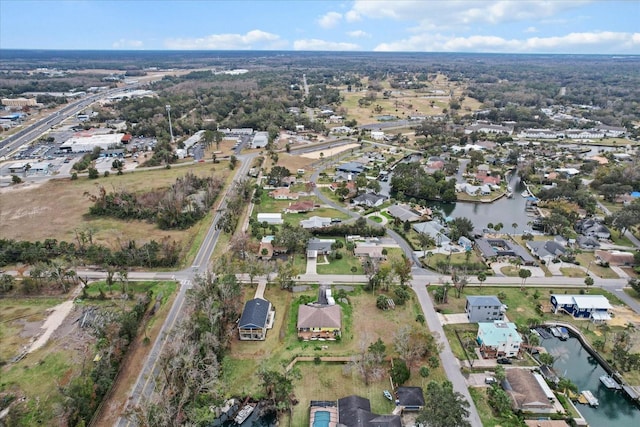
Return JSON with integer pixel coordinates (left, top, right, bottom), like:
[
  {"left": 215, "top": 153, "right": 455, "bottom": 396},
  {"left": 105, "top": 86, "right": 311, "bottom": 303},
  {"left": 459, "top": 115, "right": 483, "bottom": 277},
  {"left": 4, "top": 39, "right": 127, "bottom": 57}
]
[
  {"left": 469, "top": 387, "right": 524, "bottom": 427},
  {"left": 0, "top": 297, "right": 65, "bottom": 361},
  {"left": 425, "top": 251, "right": 487, "bottom": 273},
  {"left": 574, "top": 252, "right": 619, "bottom": 279},
  {"left": 316, "top": 237, "right": 363, "bottom": 275},
  {"left": 83, "top": 280, "right": 177, "bottom": 304},
  {"left": 500, "top": 266, "right": 520, "bottom": 276},
  {"left": 624, "top": 288, "right": 640, "bottom": 300},
  {"left": 610, "top": 229, "right": 635, "bottom": 247},
  {"left": 560, "top": 267, "right": 587, "bottom": 278},
  {"left": 369, "top": 215, "right": 384, "bottom": 223},
  {"left": 225, "top": 285, "right": 440, "bottom": 401}
]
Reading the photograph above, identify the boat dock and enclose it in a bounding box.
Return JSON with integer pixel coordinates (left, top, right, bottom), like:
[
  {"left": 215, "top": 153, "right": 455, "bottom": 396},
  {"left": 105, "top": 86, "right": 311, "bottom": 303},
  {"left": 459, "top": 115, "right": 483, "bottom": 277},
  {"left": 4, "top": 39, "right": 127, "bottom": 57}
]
[
  {"left": 600, "top": 375, "right": 622, "bottom": 390},
  {"left": 580, "top": 390, "right": 599, "bottom": 407}
]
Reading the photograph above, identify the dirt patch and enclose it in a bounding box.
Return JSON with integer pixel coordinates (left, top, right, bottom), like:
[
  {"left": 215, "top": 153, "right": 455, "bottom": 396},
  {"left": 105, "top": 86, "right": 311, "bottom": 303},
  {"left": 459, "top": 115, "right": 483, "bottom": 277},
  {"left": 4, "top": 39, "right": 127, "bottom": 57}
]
[
  {"left": 300, "top": 144, "right": 360, "bottom": 160},
  {"left": 610, "top": 305, "right": 640, "bottom": 327}
]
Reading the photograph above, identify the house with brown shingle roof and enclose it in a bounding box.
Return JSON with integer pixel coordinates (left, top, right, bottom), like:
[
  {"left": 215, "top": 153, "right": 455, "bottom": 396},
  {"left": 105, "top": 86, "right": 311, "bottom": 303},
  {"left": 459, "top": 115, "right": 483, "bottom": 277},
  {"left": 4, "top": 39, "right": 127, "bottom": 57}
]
[
  {"left": 269, "top": 187, "right": 299, "bottom": 200},
  {"left": 285, "top": 199, "right": 315, "bottom": 213},
  {"left": 504, "top": 369, "right": 555, "bottom": 413},
  {"left": 297, "top": 304, "right": 341, "bottom": 340}
]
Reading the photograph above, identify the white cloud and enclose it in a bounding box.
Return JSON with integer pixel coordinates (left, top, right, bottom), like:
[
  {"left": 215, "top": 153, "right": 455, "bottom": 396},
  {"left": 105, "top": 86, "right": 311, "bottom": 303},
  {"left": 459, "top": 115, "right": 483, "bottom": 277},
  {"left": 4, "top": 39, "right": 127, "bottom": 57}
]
[
  {"left": 524, "top": 26, "right": 538, "bottom": 33},
  {"left": 112, "top": 39, "right": 143, "bottom": 49},
  {"left": 293, "top": 39, "right": 360, "bottom": 51},
  {"left": 374, "top": 31, "right": 640, "bottom": 54},
  {"left": 349, "top": 0, "right": 590, "bottom": 28},
  {"left": 318, "top": 11, "right": 343, "bottom": 29},
  {"left": 347, "top": 30, "right": 371, "bottom": 38},
  {"left": 345, "top": 10, "right": 361, "bottom": 22},
  {"left": 165, "top": 30, "right": 284, "bottom": 50}
]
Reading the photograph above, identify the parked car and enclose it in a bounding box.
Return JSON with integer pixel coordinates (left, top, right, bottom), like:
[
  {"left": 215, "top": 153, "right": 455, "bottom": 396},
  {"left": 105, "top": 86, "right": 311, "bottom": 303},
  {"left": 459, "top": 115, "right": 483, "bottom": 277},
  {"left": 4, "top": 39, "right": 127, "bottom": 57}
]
[
  {"left": 485, "top": 376, "right": 497, "bottom": 384},
  {"left": 497, "top": 357, "right": 512, "bottom": 364}
]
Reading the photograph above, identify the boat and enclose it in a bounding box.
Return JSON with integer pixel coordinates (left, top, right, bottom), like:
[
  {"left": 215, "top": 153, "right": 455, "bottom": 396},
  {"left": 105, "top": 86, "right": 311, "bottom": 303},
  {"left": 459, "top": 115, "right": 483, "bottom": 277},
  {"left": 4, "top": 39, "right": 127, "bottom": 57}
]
[
  {"left": 581, "top": 390, "right": 599, "bottom": 407},
  {"left": 383, "top": 390, "right": 393, "bottom": 401},
  {"left": 521, "top": 190, "right": 530, "bottom": 197},
  {"left": 550, "top": 327, "right": 562, "bottom": 338},
  {"left": 558, "top": 327, "right": 569, "bottom": 340},
  {"left": 234, "top": 403, "right": 256, "bottom": 424},
  {"left": 600, "top": 375, "right": 622, "bottom": 390},
  {"left": 535, "top": 327, "right": 552, "bottom": 339},
  {"left": 506, "top": 191, "right": 513, "bottom": 198},
  {"left": 507, "top": 186, "right": 513, "bottom": 192}
]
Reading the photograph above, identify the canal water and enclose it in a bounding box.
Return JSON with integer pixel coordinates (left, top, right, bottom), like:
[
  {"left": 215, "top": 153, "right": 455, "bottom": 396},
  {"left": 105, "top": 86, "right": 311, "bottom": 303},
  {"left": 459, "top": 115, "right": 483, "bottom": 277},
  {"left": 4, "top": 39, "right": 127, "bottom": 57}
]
[
  {"left": 542, "top": 335, "right": 640, "bottom": 426},
  {"left": 429, "top": 173, "right": 535, "bottom": 233}
]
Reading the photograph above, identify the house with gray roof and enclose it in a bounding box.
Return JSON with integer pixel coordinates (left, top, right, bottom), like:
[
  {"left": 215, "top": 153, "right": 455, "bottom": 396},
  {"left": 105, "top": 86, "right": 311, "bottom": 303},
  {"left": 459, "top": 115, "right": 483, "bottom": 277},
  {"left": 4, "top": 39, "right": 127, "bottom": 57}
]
[
  {"left": 387, "top": 204, "right": 422, "bottom": 222},
  {"left": 413, "top": 221, "right": 450, "bottom": 245},
  {"left": 307, "top": 238, "right": 335, "bottom": 258},
  {"left": 238, "top": 298, "right": 274, "bottom": 341},
  {"left": 352, "top": 192, "right": 387, "bottom": 208},
  {"left": 336, "top": 395, "right": 401, "bottom": 427},
  {"left": 466, "top": 295, "right": 505, "bottom": 323},
  {"left": 475, "top": 238, "right": 536, "bottom": 265},
  {"left": 526, "top": 240, "right": 566, "bottom": 265},
  {"left": 300, "top": 216, "right": 332, "bottom": 229},
  {"left": 575, "top": 218, "right": 611, "bottom": 240},
  {"left": 336, "top": 162, "right": 365, "bottom": 175},
  {"left": 396, "top": 386, "right": 425, "bottom": 411}
]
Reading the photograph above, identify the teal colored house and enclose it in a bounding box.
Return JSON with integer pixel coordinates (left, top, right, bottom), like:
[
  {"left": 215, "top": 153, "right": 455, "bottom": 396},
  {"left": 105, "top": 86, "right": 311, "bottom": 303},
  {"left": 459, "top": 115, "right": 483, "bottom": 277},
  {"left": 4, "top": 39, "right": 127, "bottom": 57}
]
[{"left": 477, "top": 321, "right": 522, "bottom": 358}]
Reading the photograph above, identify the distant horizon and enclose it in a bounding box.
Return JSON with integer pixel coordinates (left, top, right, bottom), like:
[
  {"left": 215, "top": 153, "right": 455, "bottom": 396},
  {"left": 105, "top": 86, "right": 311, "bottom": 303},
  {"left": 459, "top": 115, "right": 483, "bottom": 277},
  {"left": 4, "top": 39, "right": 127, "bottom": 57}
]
[{"left": 1, "top": 1, "right": 638, "bottom": 54}]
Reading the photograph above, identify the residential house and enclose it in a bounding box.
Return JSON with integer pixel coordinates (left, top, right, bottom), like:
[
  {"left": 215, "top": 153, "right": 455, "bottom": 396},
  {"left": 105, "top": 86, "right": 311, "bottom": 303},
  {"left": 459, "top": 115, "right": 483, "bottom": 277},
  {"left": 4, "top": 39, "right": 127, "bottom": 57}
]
[
  {"left": 307, "top": 238, "right": 335, "bottom": 258},
  {"left": 466, "top": 296, "right": 505, "bottom": 323},
  {"left": 413, "top": 221, "right": 450, "bottom": 246},
  {"left": 337, "top": 396, "right": 401, "bottom": 427},
  {"left": 237, "top": 298, "right": 274, "bottom": 341},
  {"left": 550, "top": 294, "right": 612, "bottom": 322},
  {"left": 475, "top": 238, "right": 537, "bottom": 265},
  {"left": 258, "top": 235, "right": 287, "bottom": 259},
  {"left": 504, "top": 369, "right": 556, "bottom": 414},
  {"left": 300, "top": 216, "right": 332, "bottom": 229},
  {"left": 464, "top": 122, "right": 514, "bottom": 135},
  {"left": 476, "top": 164, "right": 491, "bottom": 177},
  {"left": 336, "top": 162, "right": 365, "bottom": 175},
  {"left": 387, "top": 204, "right": 424, "bottom": 223},
  {"left": 269, "top": 187, "right": 299, "bottom": 200},
  {"left": 354, "top": 243, "right": 385, "bottom": 260},
  {"left": 352, "top": 193, "right": 387, "bottom": 208},
  {"left": 576, "top": 235, "right": 600, "bottom": 250},
  {"left": 575, "top": 218, "right": 611, "bottom": 240},
  {"left": 256, "top": 213, "right": 283, "bottom": 225},
  {"left": 297, "top": 304, "right": 341, "bottom": 340},
  {"left": 526, "top": 240, "right": 566, "bottom": 265},
  {"left": 370, "top": 131, "right": 385, "bottom": 140},
  {"left": 396, "top": 386, "right": 425, "bottom": 412},
  {"left": 458, "top": 236, "right": 473, "bottom": 251},
  {"left": 285, "top": 200, "right": 315, "bottom": 214},
  {"left": 595, "top": 250, "right": 635, "bottom": 266},
  {"left": 477, "top": 320, "right": 522, "bottom": 358}
]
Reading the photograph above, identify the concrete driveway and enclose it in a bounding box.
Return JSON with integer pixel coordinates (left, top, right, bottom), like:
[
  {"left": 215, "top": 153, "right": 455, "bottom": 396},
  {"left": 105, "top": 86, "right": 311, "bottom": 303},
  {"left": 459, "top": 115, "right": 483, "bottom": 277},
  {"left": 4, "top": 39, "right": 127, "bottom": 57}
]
[{"left": 438, "top": 313, "right": 471, "bottom": 325}]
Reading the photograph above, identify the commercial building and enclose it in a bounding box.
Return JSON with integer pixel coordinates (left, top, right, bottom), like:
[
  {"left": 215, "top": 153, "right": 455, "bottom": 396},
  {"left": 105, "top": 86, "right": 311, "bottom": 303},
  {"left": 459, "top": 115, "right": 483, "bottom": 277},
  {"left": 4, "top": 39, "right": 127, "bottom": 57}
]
[
  {"left": 2, "top": 97, "right": 38, "bottom": 107},
  {"left": 60, "top": 133, "right": 125, "bottom": 153}
]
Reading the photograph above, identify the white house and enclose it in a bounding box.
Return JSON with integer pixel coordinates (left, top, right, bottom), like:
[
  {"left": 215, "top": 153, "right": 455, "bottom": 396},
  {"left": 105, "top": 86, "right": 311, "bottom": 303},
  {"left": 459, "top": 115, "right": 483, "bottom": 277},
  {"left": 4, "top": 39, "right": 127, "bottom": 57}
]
[
  {"left": 251, "top": 131, "right": 269, "bottom": 148},
  {"left": 477, "top": 321, "right": 522, "bottom": 358},
  {"left": 370, "top": 131, "right": 385, "bottom": 140},
  {"left": 257, "top": 213, "right": 283, "bottom": 225}
]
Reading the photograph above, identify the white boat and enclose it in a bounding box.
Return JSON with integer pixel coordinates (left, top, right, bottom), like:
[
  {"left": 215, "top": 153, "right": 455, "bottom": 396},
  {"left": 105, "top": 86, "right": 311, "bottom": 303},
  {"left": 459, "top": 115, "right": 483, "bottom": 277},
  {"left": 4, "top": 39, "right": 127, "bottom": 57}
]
[
  {"left": 521, "top": 190, "right": 530, "bottom": 198},
  {"left": 600, "top": 375, "right": 622, "bottom": 390},
  {"left": 234, "top": 403, "right": 255, "bottom": 424},
  {"left": 581, "top": 390, "right": 599, "bottom": 407},
  {"left": 550, "top": 327, "right": 562, "bottom": 338}
]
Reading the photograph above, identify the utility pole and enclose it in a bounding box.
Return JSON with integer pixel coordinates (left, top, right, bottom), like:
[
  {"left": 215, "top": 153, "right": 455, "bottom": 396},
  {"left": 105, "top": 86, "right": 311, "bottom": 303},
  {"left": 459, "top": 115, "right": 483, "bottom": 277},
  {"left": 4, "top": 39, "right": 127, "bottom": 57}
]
[{"left": 165, "top": 104, "right": 174, "bottom": 143}]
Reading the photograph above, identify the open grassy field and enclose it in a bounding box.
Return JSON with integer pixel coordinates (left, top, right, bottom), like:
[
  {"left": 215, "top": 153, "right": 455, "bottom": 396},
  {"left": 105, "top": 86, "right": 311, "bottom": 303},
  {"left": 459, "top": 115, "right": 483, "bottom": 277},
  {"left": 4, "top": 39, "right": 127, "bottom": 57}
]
[{"left": 0, "top": 163, "right": 230, "bottom": 263}]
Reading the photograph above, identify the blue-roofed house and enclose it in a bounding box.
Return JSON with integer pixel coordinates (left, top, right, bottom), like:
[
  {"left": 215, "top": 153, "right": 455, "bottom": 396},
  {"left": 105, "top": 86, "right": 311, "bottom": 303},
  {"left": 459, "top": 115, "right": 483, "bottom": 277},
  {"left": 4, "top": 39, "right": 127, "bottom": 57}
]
[
  {"left": 238, "top": 298, "right": 274, "bottom": 341},
  {"left": 466, "top": 295, "right": 505, "bottom": 323},
  {"left": 477, "top": 321, "right": 522, "bottom": 358},
  {"left": 336, "top": 162, "right": 365, "bottom": 175}
]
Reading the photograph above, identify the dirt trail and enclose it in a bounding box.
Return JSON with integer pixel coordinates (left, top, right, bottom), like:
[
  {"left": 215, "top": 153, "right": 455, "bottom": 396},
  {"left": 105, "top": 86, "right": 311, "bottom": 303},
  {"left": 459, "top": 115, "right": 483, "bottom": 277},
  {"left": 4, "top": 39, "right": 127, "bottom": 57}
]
[{"left": 27, "top": 285, "right": 82, "bottom": 353}]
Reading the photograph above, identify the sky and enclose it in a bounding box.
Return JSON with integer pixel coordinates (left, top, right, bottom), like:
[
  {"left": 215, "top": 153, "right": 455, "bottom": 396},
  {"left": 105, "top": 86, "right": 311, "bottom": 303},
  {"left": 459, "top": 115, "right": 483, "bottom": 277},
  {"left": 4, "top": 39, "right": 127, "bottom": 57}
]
[{"left": 1, "top": 0, "right": 639, "bottom": 54}]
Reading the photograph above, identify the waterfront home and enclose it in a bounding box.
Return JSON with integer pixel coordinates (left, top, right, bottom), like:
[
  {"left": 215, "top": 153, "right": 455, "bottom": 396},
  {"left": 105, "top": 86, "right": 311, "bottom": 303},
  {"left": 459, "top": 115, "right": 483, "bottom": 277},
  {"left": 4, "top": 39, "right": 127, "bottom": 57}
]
[
  {"left": 387, "top": 204, "right": 423, "bottom": 222},
  {"left": 550, "top": 294, "right": 612, "bottom": 322},
  {"left": 477, "top": 320, "right": 522, "bottom": 358},
  {"left": 238, "top": 298, "right": 274, "bottom": 341},
  {"left": 575, "top": 218, "right": 611, "bottom": 240},
  {"left": 413, "top": 221, "right": 450, "bottom": 246},
  {"left": 352, "top": 192, "right": 387, "bottom": 208},
  {"left": 504, "top": 368, "right": 556, "bottom": 414},
  {"left": 475, "top": 238, "right": 537, "bottom": 265},
  {"left": 466, "top": 295, "right": 505, "bottom": 323},
  {"left": 526, "top": 240, "right": 567, "bottom": 265},
  {"left": 458, "top": 236, "right": 473, "bottom": 251}
]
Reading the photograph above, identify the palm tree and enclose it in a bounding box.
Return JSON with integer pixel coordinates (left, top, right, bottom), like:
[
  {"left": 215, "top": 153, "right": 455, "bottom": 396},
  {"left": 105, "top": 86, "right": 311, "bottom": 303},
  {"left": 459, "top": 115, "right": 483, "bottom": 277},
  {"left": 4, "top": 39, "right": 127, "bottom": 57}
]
[
  {"left": 477, "top": 271, "right": 487, "bottom": 286},
  {"left": 512, "top": 222, "right": 518, "bottom": 236}
]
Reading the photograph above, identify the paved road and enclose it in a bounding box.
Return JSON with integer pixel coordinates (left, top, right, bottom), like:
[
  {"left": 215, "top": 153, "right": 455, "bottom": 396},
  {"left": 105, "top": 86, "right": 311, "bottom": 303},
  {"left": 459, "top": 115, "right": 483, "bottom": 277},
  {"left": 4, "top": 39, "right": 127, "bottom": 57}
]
[{"left": 116, "top": 153, "right": 255, "bottom": 426}]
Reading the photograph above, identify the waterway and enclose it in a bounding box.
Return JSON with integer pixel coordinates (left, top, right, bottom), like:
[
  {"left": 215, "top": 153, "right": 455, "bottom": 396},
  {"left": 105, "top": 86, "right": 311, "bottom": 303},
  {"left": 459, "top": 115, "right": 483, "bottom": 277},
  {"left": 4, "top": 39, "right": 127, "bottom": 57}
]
[
  {"left": 542, "top": 335, "right": 640, "bottom": 426},
  {"left": 429, "top": 173, "right": 536, "bottom": 233}
]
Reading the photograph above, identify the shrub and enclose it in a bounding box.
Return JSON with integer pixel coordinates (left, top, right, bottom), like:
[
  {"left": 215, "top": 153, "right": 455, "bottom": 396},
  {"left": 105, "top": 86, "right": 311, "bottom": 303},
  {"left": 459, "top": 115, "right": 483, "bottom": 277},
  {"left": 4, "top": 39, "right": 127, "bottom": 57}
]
[{"left": 391, "top": 358, "right": 410, "bottom": 385}]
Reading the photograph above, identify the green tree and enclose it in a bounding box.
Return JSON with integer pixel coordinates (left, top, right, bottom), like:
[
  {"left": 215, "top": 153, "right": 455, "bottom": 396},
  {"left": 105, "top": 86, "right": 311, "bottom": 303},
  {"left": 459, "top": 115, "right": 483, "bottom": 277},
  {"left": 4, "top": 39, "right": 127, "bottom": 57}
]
[
  {"left": 11, "top": 174, "right": 22, "bottom": 184},
  {"left": 585, "top": 276, "right": 594, "bottom": 289},
  {"left": 518, "top": 268, "right": 532, "bottom": 290},
  {"left": 391, "top": 358, "right": 410, "bottom": 385},
  {"left": 539, "top": 352, "right": 555, "bottom": 366},
  {"left": 88, "top": 167, "right": 99, "bottom": 179},
  {"left": 417, "top": 381, "right": 471, "bottom": 427},
  {"left": 477, "top": 271, "right": 487, "bottom": 287}
]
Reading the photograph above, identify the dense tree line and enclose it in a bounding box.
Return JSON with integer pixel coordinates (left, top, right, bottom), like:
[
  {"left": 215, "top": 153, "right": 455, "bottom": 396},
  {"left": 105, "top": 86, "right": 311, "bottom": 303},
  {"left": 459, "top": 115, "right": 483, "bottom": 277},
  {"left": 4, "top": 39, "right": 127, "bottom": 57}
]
[
  {"left": 590, "top": 161, "right": 640, "bottom": 202},
  {"left": 131, "top": 274, "right": 242, "bottom": 425},
  {"left": 391, "top": 163, "right": 457, "bottom": 203},
  {"left": 536, "top": 176, "right": 597, "bottom": 214},
  {"left": 86, "top": 172, "right": 223, "bottom": 229},
  {"left": 0, "top": 237, "right": 180, "bottom": 268}
]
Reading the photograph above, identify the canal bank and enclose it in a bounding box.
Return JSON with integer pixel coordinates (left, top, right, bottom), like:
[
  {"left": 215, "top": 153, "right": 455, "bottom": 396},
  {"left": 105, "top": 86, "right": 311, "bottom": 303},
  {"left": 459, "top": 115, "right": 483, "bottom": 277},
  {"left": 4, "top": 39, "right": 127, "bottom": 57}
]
[{"left": 540, "top": 326, "right": 640, "bottom": 427}]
